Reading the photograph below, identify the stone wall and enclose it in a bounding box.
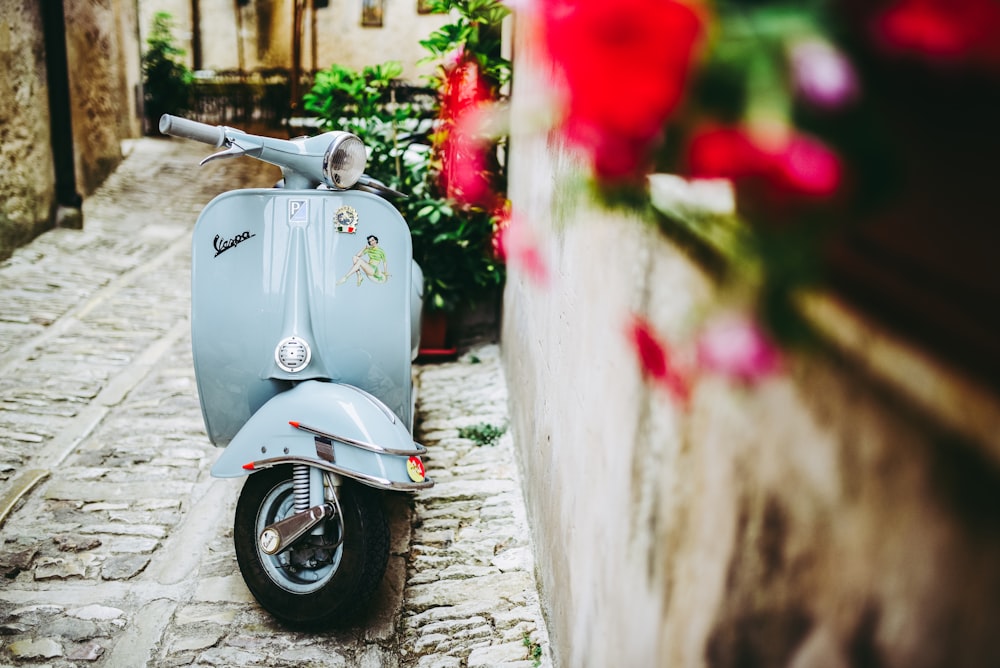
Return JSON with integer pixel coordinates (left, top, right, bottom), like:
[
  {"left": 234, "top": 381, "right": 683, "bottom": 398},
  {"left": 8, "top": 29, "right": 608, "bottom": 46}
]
[
  {"left": 502, "top": 32, "right": 1000, "bottom": 668},
  {"left": 65, "top": 0, "right": 139, "bottom": 195},
  {"left": 0, "top": 0, "right": 140, "bottom": 260},
  {"left": 0, "top": 0, "right": 56, "bottom": 257}
]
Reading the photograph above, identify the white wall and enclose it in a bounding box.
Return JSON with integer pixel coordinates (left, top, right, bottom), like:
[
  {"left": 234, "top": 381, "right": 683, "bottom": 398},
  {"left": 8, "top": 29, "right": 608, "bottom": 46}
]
[{"left": 502, "top": 18, "right": 1000, "bottom": 668}]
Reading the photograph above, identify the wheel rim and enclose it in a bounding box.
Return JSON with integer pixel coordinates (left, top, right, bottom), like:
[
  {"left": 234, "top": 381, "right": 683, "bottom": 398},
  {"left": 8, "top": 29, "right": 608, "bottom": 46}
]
[{"left": 256, "top": 479, "right": 344, "bottom": 594}]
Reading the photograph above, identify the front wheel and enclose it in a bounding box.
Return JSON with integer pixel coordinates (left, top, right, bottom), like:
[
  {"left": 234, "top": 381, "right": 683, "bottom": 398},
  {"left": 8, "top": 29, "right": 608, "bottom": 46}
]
[{"left": 233, "top": 465, "right": 389, "bottom": 628}]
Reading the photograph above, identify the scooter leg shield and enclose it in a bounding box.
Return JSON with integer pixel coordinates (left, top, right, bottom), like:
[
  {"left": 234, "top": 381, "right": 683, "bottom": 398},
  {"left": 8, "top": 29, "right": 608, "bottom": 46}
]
[{"left": 210, "top": 381, "right": 428, "bottom": 488}]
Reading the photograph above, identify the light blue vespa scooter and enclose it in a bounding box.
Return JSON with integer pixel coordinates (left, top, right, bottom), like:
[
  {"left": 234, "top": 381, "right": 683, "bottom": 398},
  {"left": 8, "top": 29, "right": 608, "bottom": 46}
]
[{"left": 159, "top": 114, "right": 432, "bottom": 629}]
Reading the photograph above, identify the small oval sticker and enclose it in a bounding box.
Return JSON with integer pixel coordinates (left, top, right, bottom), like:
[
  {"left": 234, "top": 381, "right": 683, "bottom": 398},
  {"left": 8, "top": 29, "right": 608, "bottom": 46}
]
[{"left": 407, "top": 456, "right": 426, "bottom": 483}]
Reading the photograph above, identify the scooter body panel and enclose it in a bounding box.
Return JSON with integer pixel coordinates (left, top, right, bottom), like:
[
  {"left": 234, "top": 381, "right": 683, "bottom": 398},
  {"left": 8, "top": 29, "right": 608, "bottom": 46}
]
[
  {"left": 191, "top": 188, "right": 417, "bottom": 447},
  {"left": 210, "top": 380, "right": 427, "bottom": 487}
]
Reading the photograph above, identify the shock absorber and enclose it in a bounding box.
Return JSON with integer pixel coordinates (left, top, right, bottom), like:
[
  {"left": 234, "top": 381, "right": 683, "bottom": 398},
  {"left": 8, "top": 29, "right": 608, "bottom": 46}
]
[{"left": 292, "top": 464, "right": 310, "bottom": 514}]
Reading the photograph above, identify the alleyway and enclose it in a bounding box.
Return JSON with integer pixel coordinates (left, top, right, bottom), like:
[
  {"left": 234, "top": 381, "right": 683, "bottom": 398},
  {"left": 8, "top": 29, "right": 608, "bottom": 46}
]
[{"left": 0, "top": 137, "right": 550, "bottom": 667}]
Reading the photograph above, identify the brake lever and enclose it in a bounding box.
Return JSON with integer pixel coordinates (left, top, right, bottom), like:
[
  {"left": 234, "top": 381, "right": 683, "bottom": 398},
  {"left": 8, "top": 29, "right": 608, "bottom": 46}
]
[
  {"left": 199, "top": 144, "right": 249, "bottom": 166},
  {"left": 356, "top": 175, "right": 408, "bottom": 199}
]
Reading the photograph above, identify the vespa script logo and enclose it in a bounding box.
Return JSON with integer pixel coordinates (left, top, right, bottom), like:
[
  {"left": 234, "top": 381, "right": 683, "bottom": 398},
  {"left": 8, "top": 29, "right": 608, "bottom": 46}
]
[{"left": 213, "top": 230, "right": 256, "bottom": 257}]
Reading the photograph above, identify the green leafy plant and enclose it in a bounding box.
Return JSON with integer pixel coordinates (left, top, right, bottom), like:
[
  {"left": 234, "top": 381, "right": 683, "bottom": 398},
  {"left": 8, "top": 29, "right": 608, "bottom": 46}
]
[
  {"left": 419, "top": 0, "right": 512, "bottom": 91},
  {"left": 304, "top": 60, "right": 500, "bottom": 313},
  {"left": 303, "top": 61, "right": 423, "bottom": 189},
  {"left": 413, "top": 0, "right": 511, "bottom": 313},
  {"left": 303, "top": 0, "right": 510, "bottom": 316},
  {"left": 142, "top": 12, "right": 191, "bottom": 132},
  {"left": 522, "top": 631, "right": 543, "bottom": 667},
  {"left": 458, "top": 421, "right": 507, "bottom": 447}
]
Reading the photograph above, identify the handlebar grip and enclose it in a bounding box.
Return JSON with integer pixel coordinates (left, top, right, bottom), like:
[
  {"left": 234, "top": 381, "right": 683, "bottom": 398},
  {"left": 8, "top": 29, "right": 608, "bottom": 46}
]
[{"left": 158, "top": 114, "right": 226, "bottom": 147}]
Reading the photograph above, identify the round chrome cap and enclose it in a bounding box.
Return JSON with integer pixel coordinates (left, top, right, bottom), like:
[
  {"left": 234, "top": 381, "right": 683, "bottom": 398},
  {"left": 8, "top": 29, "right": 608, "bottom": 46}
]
[{"left": 275, "top": 336, "right": 311, "bottom": 373}]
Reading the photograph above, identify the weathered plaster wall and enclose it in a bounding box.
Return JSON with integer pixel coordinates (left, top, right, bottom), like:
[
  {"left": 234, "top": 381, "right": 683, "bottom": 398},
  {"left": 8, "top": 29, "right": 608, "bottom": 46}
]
[
  {"left": 65, "top": 0, "right": 137, "bottom": 195},
  {"left": 502, "top": 34, "right": 1000, "bottom": 668},
  {"left": 0, "top": 0, "right": 56, "bottom": 256}
]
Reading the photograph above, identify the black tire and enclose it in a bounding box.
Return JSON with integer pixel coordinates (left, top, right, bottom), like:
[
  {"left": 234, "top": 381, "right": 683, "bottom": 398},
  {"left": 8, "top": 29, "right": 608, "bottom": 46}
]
[{"left": 233, "top": 465, "right": 389, "bottom": 629}]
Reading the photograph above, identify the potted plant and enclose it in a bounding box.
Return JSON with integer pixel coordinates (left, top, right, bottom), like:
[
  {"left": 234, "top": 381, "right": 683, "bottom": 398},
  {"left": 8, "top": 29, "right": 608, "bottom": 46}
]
[
  {"left": 303, "top": 46, "right": 508, "bottom": 354},
  {"left": 414, "top": 0, "right": 511, "bottom": 350}
]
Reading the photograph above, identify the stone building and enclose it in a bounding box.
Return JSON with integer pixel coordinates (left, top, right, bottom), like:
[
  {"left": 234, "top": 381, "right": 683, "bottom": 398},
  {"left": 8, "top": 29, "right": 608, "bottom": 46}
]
[
  {"left": 137, "top": 0, "right": 449, "bottom": 82},
  {"left": 0, "top": 0, "right": 141, "bottom": 261}
]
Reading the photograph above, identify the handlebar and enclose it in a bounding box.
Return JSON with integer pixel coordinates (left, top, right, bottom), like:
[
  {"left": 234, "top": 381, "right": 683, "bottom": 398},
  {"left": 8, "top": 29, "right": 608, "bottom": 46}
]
[
  {"left": 159, "top": 115, "right": 226, "bottom": 147},
  {"left": 156, "top": 113, "right": 401, "bottom": 198}
]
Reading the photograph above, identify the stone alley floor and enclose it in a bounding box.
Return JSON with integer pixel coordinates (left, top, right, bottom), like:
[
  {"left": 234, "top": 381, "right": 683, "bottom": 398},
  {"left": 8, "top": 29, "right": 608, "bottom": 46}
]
[{"left": 0, "top": 137, "right": 550, "bottom": 667}]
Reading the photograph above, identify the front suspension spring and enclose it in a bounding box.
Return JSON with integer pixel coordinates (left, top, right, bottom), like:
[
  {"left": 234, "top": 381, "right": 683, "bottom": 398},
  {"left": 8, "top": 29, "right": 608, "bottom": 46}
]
[{"left": 292, "top": 464, "right": 310, "bottom": 513}]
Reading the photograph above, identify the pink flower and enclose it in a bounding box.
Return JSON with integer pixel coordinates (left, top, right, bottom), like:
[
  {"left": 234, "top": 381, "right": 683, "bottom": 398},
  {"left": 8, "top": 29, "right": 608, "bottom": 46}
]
[
  {"left": 625, "top": 314, "right": 690, "bottom": 402},
  {"left": 770, "top": 133, "right": 843, "bottom": 200},
  {"left": 695, "top": 313, "right": 781, "bottom": 382},
  {"left": 789, "top": 39, "right": 860, "bottom": 110},
  {"left": 442, "top": 46, "right": 466, "bottom": 72},
  {"left": 492, "top": 209, "right": 549, "bottom": 285}
]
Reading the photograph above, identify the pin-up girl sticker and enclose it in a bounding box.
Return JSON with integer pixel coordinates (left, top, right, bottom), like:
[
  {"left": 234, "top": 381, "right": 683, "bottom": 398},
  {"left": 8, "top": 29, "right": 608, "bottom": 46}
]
[{"left": 338, "top": 235, "right": 390, "bottom": 286}]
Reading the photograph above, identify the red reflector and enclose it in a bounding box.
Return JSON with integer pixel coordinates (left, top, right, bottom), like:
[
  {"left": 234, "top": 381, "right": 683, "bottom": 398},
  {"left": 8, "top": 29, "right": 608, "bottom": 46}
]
[
  {"left": 289, "top": 421, "right": 300, "bottom": 428},
  {"left": 242, "top": 462, "right": 255, "bottom": 470}
]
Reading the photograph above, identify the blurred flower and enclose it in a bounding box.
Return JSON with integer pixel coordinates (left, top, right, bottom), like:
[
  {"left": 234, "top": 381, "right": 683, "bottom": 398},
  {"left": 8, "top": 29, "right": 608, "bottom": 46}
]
[
  {"left": 443, "top": 45, "right": 466, "bottom": 72},
  {"left": 685, "top": 124, "right": 844, "bottom": 220},
  {"left": 872, "top": 0, "right": 1000, "bottom": 68},
  {"left": 696, "top": 313, "right": 781, "bottom": 382},
  {"left": 442, "top": 116, "right": 496, "bottom": 209},
  {"left": 493, "top": 209, "right": 550, "bottom": 285},
  {"left": 771, "top": 132, "right": 843, "bottom": 200},
  {"left": 437, "top": 58, "right": 500, "bottom": 209},
  {"left": 626, "top": 314, "right": 691, "bottom": 402},
  {"left": 540, "top": 0, "right": 706, "bottom": 181},
  {"left": 789, "top": 38, "right": 860, "bottom": 110}
]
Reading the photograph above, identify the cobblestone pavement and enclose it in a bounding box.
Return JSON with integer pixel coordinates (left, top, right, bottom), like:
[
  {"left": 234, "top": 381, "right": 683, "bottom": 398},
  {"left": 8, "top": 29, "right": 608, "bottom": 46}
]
[{"left": 0, "top": 137, "right": 550, "bottom": 667}]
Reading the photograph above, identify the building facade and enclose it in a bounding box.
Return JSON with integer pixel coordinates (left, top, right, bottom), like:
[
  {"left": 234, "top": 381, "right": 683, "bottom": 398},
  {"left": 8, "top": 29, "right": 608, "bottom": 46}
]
[{"left": 138, "top": 0, "right": 449, "bottom": 83}]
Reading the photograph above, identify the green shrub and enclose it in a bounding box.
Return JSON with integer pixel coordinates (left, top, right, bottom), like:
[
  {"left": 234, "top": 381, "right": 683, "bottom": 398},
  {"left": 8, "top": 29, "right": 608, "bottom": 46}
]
[{"left": 142, "top": 12, "right": 191, "bottom": 132}]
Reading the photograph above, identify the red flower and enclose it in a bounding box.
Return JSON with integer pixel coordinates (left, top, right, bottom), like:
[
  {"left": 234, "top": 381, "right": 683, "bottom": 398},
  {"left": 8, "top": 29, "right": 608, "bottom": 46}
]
[
  {"left": 872, "top": 0, "right": 1000, "bottom": 69},
  {"left": 685, "top": 124, "right": 844, "bottom": 220},
  {"left": 625, "top": 314, "right": 690, "bottom": 402},
  {"left": 540, "top": 0, "right": 706, "bottom": 180}
]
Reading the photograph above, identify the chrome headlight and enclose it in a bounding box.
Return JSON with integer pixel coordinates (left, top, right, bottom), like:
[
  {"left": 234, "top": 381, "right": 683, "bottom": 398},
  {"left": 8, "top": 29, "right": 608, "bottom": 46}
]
[{"left": 322, "top": 132, "right": 367, "bottom": 190}]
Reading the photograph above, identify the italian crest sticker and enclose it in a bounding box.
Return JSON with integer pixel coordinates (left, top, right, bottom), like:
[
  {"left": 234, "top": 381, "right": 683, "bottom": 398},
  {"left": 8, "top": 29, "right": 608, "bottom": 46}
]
[
  {"left": 334, "top": 205, "right": 358, "bottom": 233},
  {"left": 407, "top": 456, "right": 426, "bottom": 483}
]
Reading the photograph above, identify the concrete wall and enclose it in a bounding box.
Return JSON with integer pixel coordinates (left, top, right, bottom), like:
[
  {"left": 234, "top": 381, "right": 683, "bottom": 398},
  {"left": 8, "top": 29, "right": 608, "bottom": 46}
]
[
  {"left": 139, "top": 0, "right": 449, "bottom": 83},
  {"left": 502, "top": 29, "right": 1000, "bottom": 668}
]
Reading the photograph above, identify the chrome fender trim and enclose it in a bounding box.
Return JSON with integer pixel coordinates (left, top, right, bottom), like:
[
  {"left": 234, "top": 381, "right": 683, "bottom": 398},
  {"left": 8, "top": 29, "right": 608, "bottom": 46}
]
[
  {"left": 289, "top": 421, "right": 427, "bottom": 456},
  {"left": 244, "top": 455, "right": 434, "bottom": 492}
]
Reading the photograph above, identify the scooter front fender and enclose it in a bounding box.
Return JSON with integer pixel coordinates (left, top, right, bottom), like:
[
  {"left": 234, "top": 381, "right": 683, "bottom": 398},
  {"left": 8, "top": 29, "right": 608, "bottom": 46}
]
[{"left": 211, "top": 381, "right": 432, "bottom": 491}]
